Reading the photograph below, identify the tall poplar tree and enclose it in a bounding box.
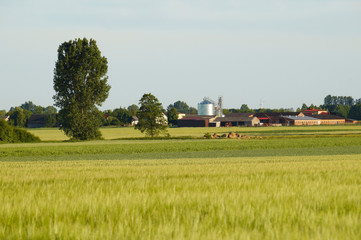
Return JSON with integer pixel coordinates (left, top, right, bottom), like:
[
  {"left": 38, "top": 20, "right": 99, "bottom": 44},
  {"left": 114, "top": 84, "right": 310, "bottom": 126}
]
[{"left": 53, "top": 38, "right": 110, "bottom": 140}]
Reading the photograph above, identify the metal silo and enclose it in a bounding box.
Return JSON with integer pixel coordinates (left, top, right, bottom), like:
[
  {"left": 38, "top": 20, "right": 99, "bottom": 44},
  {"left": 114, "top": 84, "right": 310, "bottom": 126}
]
[{"left": 198, "top": 98, "right": 215, "bottom": 115}]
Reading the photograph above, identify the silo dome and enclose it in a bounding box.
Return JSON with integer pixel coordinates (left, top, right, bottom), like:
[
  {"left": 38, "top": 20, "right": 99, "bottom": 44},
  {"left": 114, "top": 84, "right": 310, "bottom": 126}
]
[{"left": 198, "top": 98, "right": 215, "bottom": 115}]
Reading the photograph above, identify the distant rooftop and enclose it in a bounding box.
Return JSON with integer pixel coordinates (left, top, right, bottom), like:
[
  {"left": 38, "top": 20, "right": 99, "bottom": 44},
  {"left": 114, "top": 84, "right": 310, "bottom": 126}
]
[{"left": 283, "top": 115, "right": 318, "bottom": 121}]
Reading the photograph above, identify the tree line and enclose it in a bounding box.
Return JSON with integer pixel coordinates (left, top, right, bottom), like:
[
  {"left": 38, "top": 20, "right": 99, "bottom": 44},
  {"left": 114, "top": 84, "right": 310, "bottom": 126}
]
[
  {"left": 0, "top": 101, "right": 58, "bottom": 128},
  {"left": 2, "top": 94, "right": 361, "bottom": 130},
  {"left": 320, "top": 95, "right": 361, "bottom": 119},
  {"left": 0, "top": 99, "right": 192, "bottom": 128}
]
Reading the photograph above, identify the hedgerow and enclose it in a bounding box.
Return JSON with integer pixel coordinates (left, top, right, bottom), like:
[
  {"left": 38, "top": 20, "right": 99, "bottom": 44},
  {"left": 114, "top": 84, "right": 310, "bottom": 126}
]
[{"left": 0, "top": 119, "right": 40, "bottom": 143}]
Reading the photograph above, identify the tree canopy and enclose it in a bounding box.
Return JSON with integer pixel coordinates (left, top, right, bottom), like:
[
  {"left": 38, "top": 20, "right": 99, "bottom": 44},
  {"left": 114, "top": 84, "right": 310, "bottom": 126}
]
[
  {"left": 167, "top": 100, "right": 197, "bottom": 114},
  {"left": 135, "top": 93, "right": 168, "bottom": 137},
  {"left": 167, "top": 107, "right": 179, "bottom": 126},
  {"left": 53, "top": 38, "right": 110, "bottom": 140},
  {"left": 348, "top": 103, "right": 361, "bottom": 120},
  {"left": 113, "top": 108, "right": 132, "bottom": 125},
  {"left": 127, "top": 104, "right": 139, "bottom": 116},
  {"left": 7, "top": 107, "right": 32, "bottom": 127}
]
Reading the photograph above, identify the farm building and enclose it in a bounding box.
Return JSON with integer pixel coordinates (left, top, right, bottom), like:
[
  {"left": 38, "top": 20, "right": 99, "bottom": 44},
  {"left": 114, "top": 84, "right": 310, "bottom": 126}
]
[
  {"left": 346, "top": 119, "right": 358, "bottom": 124},
  {"left": 310, "top": 114, "right": 346, "bottom": 124},
  {"left": 253, "top": 112, "right": 303, "bottom": 126},
  {"left": 215, "top": 116, "right": 260, "bottom": 127},
  {"left": 283, "top": 115, "right": 321, "bottom": 126},
  {"left": 225, "top": 113, "right": 255, "bottom": 118},
  {"left": 301, "top": 108, "right": 328, "bottom": 115},
  {"left": 28, "top": 114, "right": 46, "bottom": 128},
  {"left": 131, "top": 116, "right": 138, "bottom": 126},
  {"left": 177, "top": 115, "right": 217, "bottom": 127},
  {"left": 177, "top": 113, "right": 259, "bottom": 127},
  {"left": 178, "top": 113, "right": 186, "bottom": 119},
  {"left": 0, "top": 116, "right": 9, "bottom": 121}
]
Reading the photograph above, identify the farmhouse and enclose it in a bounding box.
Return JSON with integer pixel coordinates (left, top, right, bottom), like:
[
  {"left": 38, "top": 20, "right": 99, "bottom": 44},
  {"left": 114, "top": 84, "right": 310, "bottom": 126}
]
[
  {"left": 131, "top": 116, "right": 138, "bottom": 126},
  {"left": 0, "top": 116, "right": 9, "bottom": 121}
]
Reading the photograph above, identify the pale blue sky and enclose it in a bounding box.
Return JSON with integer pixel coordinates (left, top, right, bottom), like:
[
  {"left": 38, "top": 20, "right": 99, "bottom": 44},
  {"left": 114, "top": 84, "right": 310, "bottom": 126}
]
[{"left": 1, "top": 0, "right": 361, "bottom": 111}]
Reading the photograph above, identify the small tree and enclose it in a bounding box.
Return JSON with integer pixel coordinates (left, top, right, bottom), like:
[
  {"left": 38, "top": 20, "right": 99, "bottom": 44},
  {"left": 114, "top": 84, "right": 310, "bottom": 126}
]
[
  {"left": 167, "top": 107, "right": 178, "bottom": 126},
  {"left": 21, "top": 101, "right": 38, "bottom": 113},
  {"left": 349, "top": 104, "right": 361, "bottom": 120},
  {"left": 7, "top": 107, "right": 32, "bottom": 127},
  {"left": 113, "top": 108, "right": 132, "bottom": 125},
  {"left": 301, "top": 103, "right": 308, "bottom": 110},
  {"left": 127, "top": 104, "right": 139, "bottom": 116},
  {"left": 135, "top": 93, "right": 168, "bottom": 137},
  {"left": 53, "top": 38, "right": 110, "bottom": 140},
  {"left": 44, "top": 114, "right": 57, "bottom": 127},
  {"left": 44, "top": 106, "right": 57, "bottom": 115}
]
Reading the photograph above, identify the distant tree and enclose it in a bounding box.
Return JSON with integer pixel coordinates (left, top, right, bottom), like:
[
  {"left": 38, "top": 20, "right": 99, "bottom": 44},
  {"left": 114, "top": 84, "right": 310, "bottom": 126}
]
[
  {"left": 110, "top": 117, "right": 121, "bottom": 126},
  {"left": 301, "top": 103, "right": 308, "bottom": 110},
  {"left": 44, "top": 106, "right": 57, "bottom": 114},
  {"left": 223, "top": 109, "right": 230, "bottom": 115},
  {"left": 113, "top": 108, "right": 132, "bottom": 125},
  {"left": 322, "top": 95, "right": 356, "bottom": 117},
  {"left": 135, "top": 93, "right": 168, "bottom": 137},
  {"left": 7, "top": 107, "right": 31, "bottom": 127},
  {"left": 34, "top": 105, "right": 44, "bottom": 114},
  {"left": 188, "top": 107, "right": 198, "bottom": 114},
  {"left": 309, "top": 104, "right": 317, "bottom": 109},
  {"left": 324, "top": 95, "right": 332, "bottom": 106},
  {"left": 53, "top": 38, "right": 111, "bottom": 140},
  {"left": 168, "top": 100, "right": 196, "bottom": 114},
  {"left": 0, "top": 110, "right": 6, "bottom": 116},
  {"left": 21, "top": 101, "right": 38, "bottom": 113},
  {"left": 103, "top": 110, "right": 112, "bottom": 119},
  {"left": 324, "top": 95, "right": 355, "bottom": 107},
  {"left": 174, "top": 100, "right": 189, "bottom": 113},
  {"left": 44, "top": 114, "right": 57, "bottom": 127},
  {"left": 167, "top": 107, "right": 178, "bottom": 126},
  {"left": 346, "top": 96, "right": 354, "bottom": 106},
  {"left": 239, "top": 104, "right": 254, "bottom": 113},
  {"left": 226, "top": 108, "right": 241, "bottom": 113},
  {"left": 127, "top": 104, "right": 139, "bottom": 116},
  {"left": 240, "top": 104, "right": 250, "bottom": 112},
  {"left": 348, "top": 104, "right": 361, "bottom": 120},
  {"left": 335, "top": 104, "right": 351, "bottom": 118}
]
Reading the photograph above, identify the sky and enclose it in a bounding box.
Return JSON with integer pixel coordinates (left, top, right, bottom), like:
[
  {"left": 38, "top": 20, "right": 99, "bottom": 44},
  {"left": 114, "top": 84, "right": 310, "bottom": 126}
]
[{"left": 1, "top": 0, "right": 361, "bottom": 111}]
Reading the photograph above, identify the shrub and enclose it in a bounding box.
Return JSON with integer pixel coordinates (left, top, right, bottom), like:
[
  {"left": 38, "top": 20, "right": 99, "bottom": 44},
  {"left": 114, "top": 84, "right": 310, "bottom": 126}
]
[{"left": 0, "top": 119, "right": 40, "bottom": 143}]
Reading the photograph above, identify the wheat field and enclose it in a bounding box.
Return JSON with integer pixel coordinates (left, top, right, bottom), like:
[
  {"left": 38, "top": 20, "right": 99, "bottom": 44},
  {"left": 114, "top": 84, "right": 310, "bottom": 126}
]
[{"left": 1, "top": 126, "right": 361, "bottom": 239}]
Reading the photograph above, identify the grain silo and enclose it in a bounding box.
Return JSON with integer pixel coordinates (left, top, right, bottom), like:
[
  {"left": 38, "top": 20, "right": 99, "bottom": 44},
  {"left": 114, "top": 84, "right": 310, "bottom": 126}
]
[{"left": 198, "top": 98, "right": 215, "bottom": 115}]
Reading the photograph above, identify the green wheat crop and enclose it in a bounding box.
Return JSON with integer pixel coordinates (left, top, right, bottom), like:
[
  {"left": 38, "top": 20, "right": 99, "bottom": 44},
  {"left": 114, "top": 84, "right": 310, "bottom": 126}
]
[{"left": 0, "top": 155, "right": 360, "bottom": 239}]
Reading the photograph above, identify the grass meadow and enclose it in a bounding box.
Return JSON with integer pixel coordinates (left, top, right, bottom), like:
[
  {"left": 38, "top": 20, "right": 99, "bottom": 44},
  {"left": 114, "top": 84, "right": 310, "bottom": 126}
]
[{"left": 1, "top": 125, "right": 361, "bottom": 239}]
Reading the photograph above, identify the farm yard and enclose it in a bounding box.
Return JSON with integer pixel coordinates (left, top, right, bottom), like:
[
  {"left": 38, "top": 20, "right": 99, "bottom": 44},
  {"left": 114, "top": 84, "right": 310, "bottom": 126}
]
[{"left": 1, "top": 125, "right": 361, "bottom": 239}]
